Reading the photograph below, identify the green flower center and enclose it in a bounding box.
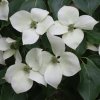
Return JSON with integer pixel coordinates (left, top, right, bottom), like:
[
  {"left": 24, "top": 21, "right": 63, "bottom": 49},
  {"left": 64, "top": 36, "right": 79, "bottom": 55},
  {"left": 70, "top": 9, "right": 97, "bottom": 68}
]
[
  {"left": 51, "top": 57, "right": 59, "bottom": 64},
  {"left": 23, "top": 66, "right": 32, "bottom": 73},
  {"left": 68, "top": 24, "right": 75, "bottom": 32},
  {"left": 10, "top": 43, "right": 19, "bottom": 50},
  {"left": 30, "top": 21, "right": 37, "bottom": 29}
]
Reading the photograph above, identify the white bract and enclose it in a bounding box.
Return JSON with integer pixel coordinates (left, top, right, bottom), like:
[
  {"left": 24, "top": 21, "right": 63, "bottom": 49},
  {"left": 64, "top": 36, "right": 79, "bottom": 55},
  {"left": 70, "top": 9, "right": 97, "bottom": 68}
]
[
  {"left": 87, "top": 42, "right": 98, "bottom": 51},
  {"left": 10, "top": 8, "right": 54, "bottom": 45},
  {"left": 0, "top": 51, "right": 5, "bottom": 65},
  {"left": 0, "top": 0, "right": 9, "bottom": 20},
  {"left": 48, "top": 6, "right": 98, "bottom": 49},
  {"left": 43, "top": 34, "right": 81, "bottom": 88},
  {"left": 0, "top": 36, "right": 22, "bottom": 63},
  {"left": 98, "top": 46, "right": 100, "bottom": 55},
  {"left": 0, "top": 35, "right": 5, "bottom": 65}
]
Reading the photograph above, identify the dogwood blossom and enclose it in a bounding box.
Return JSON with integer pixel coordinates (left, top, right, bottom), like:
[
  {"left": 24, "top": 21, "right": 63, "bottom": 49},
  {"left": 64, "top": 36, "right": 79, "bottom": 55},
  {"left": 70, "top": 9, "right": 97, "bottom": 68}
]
[
  {"left": 5, "top": 63, "right": 33, "bottom": 93},
  {"left": 0, "top": 36, "right": 22, "bottom": 63},
  {"left": 48, "top": 6, "right": 98, "bottom": 49},
  {"left": 43, "top": 34, "right": 81, "bottom": 88},
  {"left": 5, "top": 48, "right": 50, "bottom": 93},
  {"left": 0, "top": 0, "right": 9, "bottom": 20},
  {"left": 10, "top": 8, "right": 54, "bottom": 45},
  {"left": 5, "top": 41, "right": 81, "bottom": 92}
]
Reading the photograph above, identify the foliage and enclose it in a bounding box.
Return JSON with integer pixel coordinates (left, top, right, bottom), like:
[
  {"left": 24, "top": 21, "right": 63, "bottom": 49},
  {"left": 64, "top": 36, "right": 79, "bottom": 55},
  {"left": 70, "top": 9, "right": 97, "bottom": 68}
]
[{"left": 0, "top": 0, "right": 100, "bottom": 100}]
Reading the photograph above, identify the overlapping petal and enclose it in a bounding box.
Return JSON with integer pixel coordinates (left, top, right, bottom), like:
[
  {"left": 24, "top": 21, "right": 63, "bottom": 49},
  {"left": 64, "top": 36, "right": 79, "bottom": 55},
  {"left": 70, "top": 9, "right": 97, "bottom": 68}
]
[
  {"left": 14, "top": 50, "right": 22, "bottom": 63},
  {"left": 3, "top": 49, "right": 15, "bottom": 59},
  {"left": 10, "top": 10, "right": 32, "bottom": 32},
  {"left": 6, "top": 37, "right": 16, "bottom": 43},
  {"left": 11, "top": 70, "right": 33, "bottom": 94},
  {"left": 29, "top": 71, "right": 46, "bottom": 86},
  {"left": 62, "top": 29, "right": 84, "bottom": 49},
  {"left": 36, "top": 16, "right": 54, "bottom": 35},
  {"left": 22, "top": 29, "right": 39, "bottom": 45},
  {"left": 47, "top": 34, "right": 65, "bottom": 56},
  {"left": 75, "top": 15, "right": 98, "bottom": 30},
  {"left": 59, "top": 52, "right": 81, "bottom": 76},
  {"left": 58, "top": 6, "right": 79, "bottom": 26},
  {"left": 87, "top": 43, "right": 98, "bottom": 51},
  {"left": 31, "top": 8, "right": 49, "bottom": 22},
  {"left": 0, "top": 38, "right": 10, "bottom": 51},
  {"left": 26, "top": 48, "right": 42, "bottom": 71},
  {"left": 40, "top": 51, "right": 53, "bottom": 75},
  {"left": 5, "top": 63, "right": 26, "bottom": 83},
  {"left": 47, "top": 21, "right": 68, "bottom": 35},
  {"left": 44, "top": 63, "right": 62, "bottom": 88}
]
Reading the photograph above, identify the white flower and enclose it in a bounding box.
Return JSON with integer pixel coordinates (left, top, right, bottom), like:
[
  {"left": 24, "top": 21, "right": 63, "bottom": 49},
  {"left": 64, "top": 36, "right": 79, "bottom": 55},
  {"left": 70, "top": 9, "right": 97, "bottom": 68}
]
[
  {"left": 5, "top": 63, "right": 33, "bottom": 93},
  {"left": 5, "top": 48, "right": 50, "bottom": 93},
  {"left": 0, "top": 0, "right": 9, "bottom": 20},
  {"left": 10, "top": 8, "right": 54, "bottom": 45},
  {"left": 0, "top": 36, "right": 22, "bottom": 63},
  {"left": 43, "top": 34, "right": 81, "bottom": 88},
  {"left": 48, "top": 6, "right": 98, "bottom": 49}
]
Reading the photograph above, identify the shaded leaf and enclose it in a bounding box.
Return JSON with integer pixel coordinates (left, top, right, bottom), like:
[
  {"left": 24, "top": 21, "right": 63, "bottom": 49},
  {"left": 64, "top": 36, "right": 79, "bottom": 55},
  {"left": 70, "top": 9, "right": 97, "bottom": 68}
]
[
  {"left": 76, "top": 36, "right": 87, "bottom": 56},
  {"left": 0, "top": 69, "right": 6, "bottom": 85},
  {"left": 78, "top": 58, "right": 100, "bottom": 100},
  {"left": 85, "top": 30, "right": 100, "bottom": 44},
  {"left": 0, "top": 84, "right": 28, "bottom": 100},
  {"left": 72, "top": 0, "right": 100, "bottom": 15}
]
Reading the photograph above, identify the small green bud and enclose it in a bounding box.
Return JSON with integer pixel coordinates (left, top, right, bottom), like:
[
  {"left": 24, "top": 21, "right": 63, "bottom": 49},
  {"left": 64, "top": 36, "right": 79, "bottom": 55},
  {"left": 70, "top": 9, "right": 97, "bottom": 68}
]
[
  {"left": 51, "top": 57, "right": 59, "bottom": 64},
  {"left": 23, "top": 66, "right": 32, "bottom": 73},
  {"left": 68, "top": 24, "right": 75, "bottom": 32},
  {"left": 30, "top": 21, "right": 37, "bottom": 29}
]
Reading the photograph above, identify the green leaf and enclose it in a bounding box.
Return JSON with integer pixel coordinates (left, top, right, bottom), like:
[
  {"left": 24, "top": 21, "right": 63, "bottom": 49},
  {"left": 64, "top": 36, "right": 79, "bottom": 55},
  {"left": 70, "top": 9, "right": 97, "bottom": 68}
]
[
  {"left": 85, "top": 30, "right": 100, "bottom": 44},
  {"left": 9, "top": 0, "right": 47, "bottom": 16},
  {"left": 88, "top": 55, "right": 100, "bottom": 68},
  {"left": 78, "top": 58, "right": 100, "bottom": 100},
  {"left": 72, "top": 0, "right": 100, "bottom": 15},
  {"left": 20, "top": 0, "right": 47, "bottom": 11},
  {"left": 0, "top": 69, "right": 6, "bottom": 85},
  {"left": 9, "top": 0, "right": 25, "bottom": 16},
  {"left": 0, "top": 84, "right": 28, "bottom": 100},
  {"left": 76, "top": 36, "right": 87, "bottom": 56},
  {"left": 48, "top": 0, "right": 72, "bottom": 19}
]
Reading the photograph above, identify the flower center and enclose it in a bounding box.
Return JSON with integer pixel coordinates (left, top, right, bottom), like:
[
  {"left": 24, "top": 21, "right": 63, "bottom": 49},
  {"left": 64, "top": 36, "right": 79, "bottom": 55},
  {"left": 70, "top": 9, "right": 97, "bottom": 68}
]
[
  {"left": 23, "top": 66, "right": 32, "bottom": 73},
  {"left": 10, "top": 43, "right": 19, "bottom": 50},
  {"left": 30, "top": 21, "right": 37, "bottom": 29},
  {"left": 51, "top": 56, "right": 59, "bottom": 64},
  {"left": 68, "top": 24, "right": 75, "bottom": 32}
]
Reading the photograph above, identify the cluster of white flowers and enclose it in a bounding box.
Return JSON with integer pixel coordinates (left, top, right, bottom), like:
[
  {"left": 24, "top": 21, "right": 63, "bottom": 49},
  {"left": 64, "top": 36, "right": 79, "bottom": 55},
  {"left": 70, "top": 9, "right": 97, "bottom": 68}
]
[{"left": 0, "top": 0, "right": 98, "bottom": 94}]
